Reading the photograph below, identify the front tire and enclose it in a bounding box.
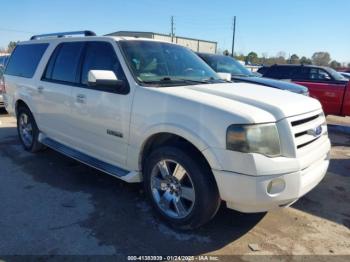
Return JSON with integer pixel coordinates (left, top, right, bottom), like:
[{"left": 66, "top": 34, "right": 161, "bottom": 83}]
[
  {"left": 144, "top": 146, "right": 220, "bottom": 230},
  {"left": 17, "top": 106, "right": 45, "bottom": 153}
]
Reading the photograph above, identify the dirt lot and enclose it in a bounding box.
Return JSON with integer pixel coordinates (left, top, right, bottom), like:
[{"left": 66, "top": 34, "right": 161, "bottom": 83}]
[{"left": 0, "top": 109, "right": 349, "bottom": 261}]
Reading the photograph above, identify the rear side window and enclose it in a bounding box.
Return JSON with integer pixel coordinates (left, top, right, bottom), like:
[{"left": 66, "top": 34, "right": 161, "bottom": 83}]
[
  {"left": 264, "top": 66, "right": 297, "bottom": 79},
  {"left": 5, "top": 43, "right": 48, "bottom": 78},
  {"left": 81, "top": 42, "right": 127, "bottom": 85},
  {"left": 44, "top": 42, "right": 84, "bottom": 83},
  {"left": 291, "top": 67, "right": 310, "bottom": 80}
]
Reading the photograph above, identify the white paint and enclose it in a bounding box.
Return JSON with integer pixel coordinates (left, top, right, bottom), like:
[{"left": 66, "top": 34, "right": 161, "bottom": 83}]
[{"left": 3, "top": 36, "right": 331, "bottom": 214}]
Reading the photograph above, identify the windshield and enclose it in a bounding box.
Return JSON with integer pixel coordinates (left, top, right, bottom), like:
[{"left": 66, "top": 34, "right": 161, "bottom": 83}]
[
  {"left": 199, "top": 54, "right": 254, "bottom": 77},
  {"left": 119, "top": 40, "right": 222, "bottom": 86},
  {"left": 326, "top": 67, "right": 348, "bottom": 81}
]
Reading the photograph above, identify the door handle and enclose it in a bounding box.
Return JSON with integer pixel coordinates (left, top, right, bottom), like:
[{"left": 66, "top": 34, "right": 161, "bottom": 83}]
[
  {"left": 37, "top": 86, "right": 44, "bottom": 93},
  {"left": 76, "top": 94, "right": 86, "bottom": 103}
]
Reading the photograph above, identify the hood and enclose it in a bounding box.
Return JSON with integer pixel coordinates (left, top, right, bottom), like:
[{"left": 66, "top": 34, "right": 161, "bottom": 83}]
[
  {"left": 165, "top": 82, "right": 322, "bottom": 122},
  {"left": 232, "top": 76, "right": 309, "bottom": 94}
]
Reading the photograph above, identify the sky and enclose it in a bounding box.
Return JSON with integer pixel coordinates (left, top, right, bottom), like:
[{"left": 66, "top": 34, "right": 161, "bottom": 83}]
[{"left": 0, "top": 0, "right": 349, "bottom": 63}]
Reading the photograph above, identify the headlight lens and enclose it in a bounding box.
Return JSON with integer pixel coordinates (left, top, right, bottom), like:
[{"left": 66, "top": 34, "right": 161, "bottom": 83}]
[{"left": 226, "top": 123, "right": 281, "bottom": 157}]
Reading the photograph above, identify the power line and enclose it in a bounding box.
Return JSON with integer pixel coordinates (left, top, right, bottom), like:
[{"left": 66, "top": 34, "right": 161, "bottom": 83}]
[{"left": 0, "top": 28, "right": 38, "bottom": 34}]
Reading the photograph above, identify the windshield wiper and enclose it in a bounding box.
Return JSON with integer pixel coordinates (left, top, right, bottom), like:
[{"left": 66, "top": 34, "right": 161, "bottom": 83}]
[{"left": 232, "top": 74, "right": 250, "bottom": 77}]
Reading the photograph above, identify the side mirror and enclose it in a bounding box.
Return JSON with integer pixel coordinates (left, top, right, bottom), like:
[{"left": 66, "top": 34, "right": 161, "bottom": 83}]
[
  {"left": 217, "top": 72, "right": 232, "bottom": 81},
  {"left": 88, "top": 70, "right": 127, "bottom": 93}
]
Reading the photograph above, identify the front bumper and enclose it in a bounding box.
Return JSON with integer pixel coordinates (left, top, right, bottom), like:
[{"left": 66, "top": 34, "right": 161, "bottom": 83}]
[{"left": 211, "top": 138, "right": 330, "bottom": 213}]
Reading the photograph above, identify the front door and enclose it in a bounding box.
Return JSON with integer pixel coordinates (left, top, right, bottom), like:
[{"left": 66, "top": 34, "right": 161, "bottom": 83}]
[
  {"left": 293, "top": 67, "right": 346, "bottom": 115},
  {"left": 70, "top": 41, "right": 133, "bottom": 168}
]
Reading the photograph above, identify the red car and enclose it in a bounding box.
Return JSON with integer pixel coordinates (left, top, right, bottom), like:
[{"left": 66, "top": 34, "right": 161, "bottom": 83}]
[{"left": 259, "top": 65, "right": 350, "bottom": 116}]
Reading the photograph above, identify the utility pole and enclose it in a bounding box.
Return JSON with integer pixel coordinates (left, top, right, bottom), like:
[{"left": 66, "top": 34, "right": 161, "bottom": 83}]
[
  {"left": 171, "top": 16, "right": 175, "bottom": 43},
  {"left": 231, "top": 16, "right": 236, "bottom": 57}
]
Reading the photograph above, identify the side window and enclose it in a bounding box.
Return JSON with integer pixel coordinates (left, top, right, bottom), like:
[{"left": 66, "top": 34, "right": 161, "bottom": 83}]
[
  {"left": 317, "top": 69, "right": 332, "bottom": 81},
  {"left": 44, "top": 42, "right": 85, "bottom": 83},
  {"left": 309, "top": 68, "right": 332, "bottom": 81},
  {"left": 264, "top": 66, "right": 295, "bottom": 79},
  {"left": 81, "top": 42, "right": 127, "bottom": 86},
  {"left": 5, "top": 43, "right": 49, "bottom": 78},
  {"left": 292, "top": 67, "right": 310, "bottom": 80}
]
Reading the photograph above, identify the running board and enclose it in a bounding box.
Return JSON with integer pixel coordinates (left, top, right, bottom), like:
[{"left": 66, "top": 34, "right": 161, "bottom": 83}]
[{"left": 39, "top": 135, "right": 142, "bottom": 183}]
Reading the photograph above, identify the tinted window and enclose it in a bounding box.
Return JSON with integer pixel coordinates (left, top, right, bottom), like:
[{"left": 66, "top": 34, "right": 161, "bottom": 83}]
[
  {"left": 264, "top": 66, "right": 297, "bottom": 79},
  {"left": 291, "top": 67, "right": 310, "bottom": 80},
  {"left": 199, "top": 54, "right": 253, "bottom": 76},
  {"left": 5, "top": 44, "right": 48, "bottom": 78},
  {"left": 81, "top": 42, "right": 127, "bottom": 85},
  {"left": 257, "top": 66, "right": 270, "bottom": 75},
  {"left": 45, "top": 42, "right": 84, "bottom": 83}
]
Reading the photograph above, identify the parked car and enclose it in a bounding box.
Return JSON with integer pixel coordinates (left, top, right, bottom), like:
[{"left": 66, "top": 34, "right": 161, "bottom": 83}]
[
  {"left": 257, "top": 66, "right": 270, "bottom": 75},
  {"left": 0, "top": 55, "right": 10, "bottom": 70},
  {"left": 339, "top": 72, "right": 350, "bottom": 80},
  {"left": 3, "top": 31, "right": 330, "bottom": 229},
  {"left": 197, "top": 53, "right": 309, "bottom": 95},
  {"left": 260, "top": 65, "right": 350, "bottom": 116}
]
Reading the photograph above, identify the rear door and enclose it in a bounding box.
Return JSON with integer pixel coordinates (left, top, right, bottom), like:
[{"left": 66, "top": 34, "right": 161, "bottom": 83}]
[
  {"left": 262, "top": 66, "right": 297, "bottom": 80},
  {"left": 292, "top": 67, "right": 346, "bottom": 115},
  {"left": 70, "top": 40, "right": 133, "bottom": 168},
  {"left": 37, "top": 41, "right": 85, "bottom": 143}
]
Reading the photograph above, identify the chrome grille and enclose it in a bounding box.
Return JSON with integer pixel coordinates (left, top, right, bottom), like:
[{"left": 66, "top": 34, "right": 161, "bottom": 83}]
[{"left": 289, "top": 112, "right": 326, "bottom": 150}]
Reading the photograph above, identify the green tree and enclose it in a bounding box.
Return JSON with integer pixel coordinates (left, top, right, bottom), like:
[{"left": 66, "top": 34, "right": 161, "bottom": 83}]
[
  {"left": 234, "top": 53, "right": 246, "bottom": 62},
  {"left": 348, "top": 63, "right": 350, "bottom": 68},
  {"left": 246, "top": 51, "right": 258, "bottom": 64},
  {"left": 223, "top": 50, "right": 230, "bottom": 56},
  {"left": 312, "top": 52, "right": 331, "bottom": 66},
  {"left": 290, "top": 54, "right": 300, "bottom": 64},
  {"left": 329, "top": 60, "right": 341, "bottom": 69},
  {"left": 7, "top": 41, "right": 18, "bottom": 53},
  {"left": 300, "top": 56, "right": 312, "bottom": 65}
]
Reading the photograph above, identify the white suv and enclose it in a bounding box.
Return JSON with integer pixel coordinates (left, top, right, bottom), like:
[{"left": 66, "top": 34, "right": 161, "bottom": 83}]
[{"left": 3, "top": 31, "right": 330, "bottom": 229}]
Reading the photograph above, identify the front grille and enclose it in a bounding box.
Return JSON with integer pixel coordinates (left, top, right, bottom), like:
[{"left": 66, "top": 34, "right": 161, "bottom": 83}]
[{"left": 289, "top": 112, "right": 326, "bottom": 150}]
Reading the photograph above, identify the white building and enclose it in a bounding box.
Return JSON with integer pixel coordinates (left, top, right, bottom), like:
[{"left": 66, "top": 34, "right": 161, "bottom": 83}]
[{"left": 106, "top": 31, "right": 217, "bottom": 54}]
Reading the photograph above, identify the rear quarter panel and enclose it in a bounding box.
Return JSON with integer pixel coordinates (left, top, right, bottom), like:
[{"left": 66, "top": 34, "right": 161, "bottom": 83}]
[{"left": 4, "top": 75, "right": 38, "bottom": 116}]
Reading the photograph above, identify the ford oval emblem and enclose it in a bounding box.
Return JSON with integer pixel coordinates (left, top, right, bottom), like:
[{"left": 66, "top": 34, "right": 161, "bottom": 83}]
[{"left": 307, "top": 125, "right": 322, "bottom": 137}]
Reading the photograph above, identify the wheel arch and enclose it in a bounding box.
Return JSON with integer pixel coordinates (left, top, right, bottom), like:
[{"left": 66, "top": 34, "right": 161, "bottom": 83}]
[
  {"left": 139, "top": 131, "right": 222, "bottom": 174},
  {"left": 15, "top": 99, "right": 32, "bottom": 116}
]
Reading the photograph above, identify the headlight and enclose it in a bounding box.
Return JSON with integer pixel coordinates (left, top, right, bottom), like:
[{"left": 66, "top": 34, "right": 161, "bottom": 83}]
[{"left": 226, "top": 123, "right": 281, "bottom": 157}]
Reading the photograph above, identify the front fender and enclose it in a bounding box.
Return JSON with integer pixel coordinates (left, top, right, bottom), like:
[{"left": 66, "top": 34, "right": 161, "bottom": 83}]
[{"left": 126, "top": 122, "right": 223, "bottom": 172}]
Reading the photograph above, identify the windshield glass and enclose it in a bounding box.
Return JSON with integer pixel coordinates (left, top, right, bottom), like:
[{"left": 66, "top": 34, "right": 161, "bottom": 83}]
[
  {"left": 326, "top": 67, "right": 348, "bottom": 81},
  {"left": 119, "top": 40, "right": 222, "bottom": 86},
  {"left": 199, "top": 54, "right": 254, "bottom": 77}
]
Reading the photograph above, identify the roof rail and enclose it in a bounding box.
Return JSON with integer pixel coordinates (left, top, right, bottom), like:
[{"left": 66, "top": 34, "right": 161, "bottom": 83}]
[{"left": 30, "top": 30, "right": 96, "bottom": 40}]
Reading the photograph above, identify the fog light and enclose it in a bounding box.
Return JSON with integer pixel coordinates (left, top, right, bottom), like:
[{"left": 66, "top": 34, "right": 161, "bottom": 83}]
[{"left": 267, "top": 179, "right": 286, "bottom": 195}]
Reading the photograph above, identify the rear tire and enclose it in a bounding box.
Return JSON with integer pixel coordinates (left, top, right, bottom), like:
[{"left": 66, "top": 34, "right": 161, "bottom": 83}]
[
  {"left": 144, "top": 146, "right": 220, "bottom": 230},
  {"left": 17, "top": 106, "right": 45, "bottom": 153}
]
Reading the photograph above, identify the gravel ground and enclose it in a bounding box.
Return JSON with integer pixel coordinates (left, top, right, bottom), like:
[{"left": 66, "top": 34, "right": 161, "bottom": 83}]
[{"left": 0, "top": 110, "right": 349, "bottom": 261}]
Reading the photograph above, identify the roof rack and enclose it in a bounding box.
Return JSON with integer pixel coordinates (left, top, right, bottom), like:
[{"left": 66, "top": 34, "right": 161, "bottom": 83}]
[{"left": 30, "top": 30, "right": 96, "bottom": 40}]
